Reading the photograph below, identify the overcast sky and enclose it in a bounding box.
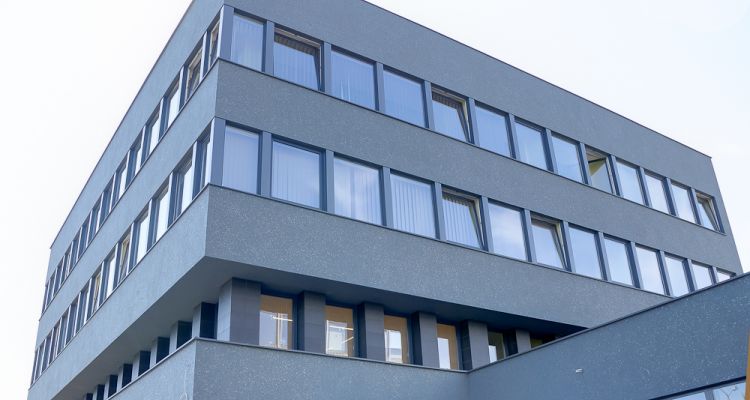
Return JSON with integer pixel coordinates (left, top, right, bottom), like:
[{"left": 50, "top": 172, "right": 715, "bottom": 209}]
[{"left": 0, "top": 0, "right": 748, "bottom": 397}]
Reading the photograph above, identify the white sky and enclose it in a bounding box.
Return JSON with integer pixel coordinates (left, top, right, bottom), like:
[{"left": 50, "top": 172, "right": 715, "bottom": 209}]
[{"left": 0, "top": 0, "right": 747, "bottom": 398}]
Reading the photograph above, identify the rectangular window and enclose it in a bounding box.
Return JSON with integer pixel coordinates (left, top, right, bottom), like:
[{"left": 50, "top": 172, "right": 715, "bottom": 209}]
[
  {"left": 76, "top": 285, "right": 88, "bottom": 331},
  {"left": 488, "top": 202, "right": 526, "bottom": 260},
  {"left": 325, "top": 305, "right": 355, "bottom": 357},
  {"left": 475, "top": 105, "right": 511, "bottom": 157},
  {"left": 664, "top": 255, "right": 690, "bottom": 297},
  {"left": 66, "top": 300, "right": 78, "bottom": 343},
  {"left": 696, "top": 193, "right": 719, "bottom": 230},
  {"left": 49, "top": 324, "right": 59, "bottom": 362},
  {"left": 569, "top": 226, "right": 602, "bottom": 279},
  {"left": 117, "top": 231, "right": 131, "bottom": 280},
  {"left": 333, "top": 157, "right": 382, "bottom": 224},
  {"left": 78, "top": 219, "right": 90, "bottom": 257},
  {"left": 172, "top": 156, "right": 195, "bottom": 220},
  {"left": 133, "top": 211, "right": 150, "bottom": 265},
  {"left": 231, "top": 14, "right": 264, "bottom": 70},
  {"left": 383, "top": 70, "right": 425, "bottom": 127},
  {"left": 715, "top": 269, "right": 732, "bottom": 282},
  {"left": 531, "top": 217, "right": 565, "bottom": 268},
  {"left": 436, "top": 323, "right": 459, "bottom": 370},
  {"left": 128, "top": 136, "right": 144, "bottom": 181},
  {"left": 635, "top": 246, "right": 665, "bottom": 295},
  {"left": 712, "top": 381, "right": 746, "bottom": 400},
  {"left": 57, "top": 313, "right": 68, "bottom": 354},
  {"left": 165, "top": 81, "right": 181, "bottom": 129},
  {"left": 442, "top": 190, "right": 482, "bottom": 248},
  {"left": 671, "top": 182, "right": 696, "bottom": 223},
  {"left": 272, "top": 141, "right": 321, "bottom": 208},
  {"left": 100, "top": 181, "right": 112, "bottom": 223},
  {"left": 88, "top": 268, "right": 102, "bottom": 317},
  {"left": 691, "top": 262, "right": 713, "bottom": 290},
  {"left": 145, "top": 108, "right": 162, "bottom": 157},
  {"left": 551, "top": 135, "right": 583, "bottom": 182},
  {"left": 384, "top": 315, "right": 409, "bottom": 364},
  {"left": 115, "top": 159, "right": 128, "bottom": 201},
  {"left": 390, "top": 174, "right": 436, "bottom": 238},
  {"left": 104, "top": 251, "right": 117, "bottom": 298},
  {"left": 152, "top": 186, "right": 170, "bottom": 243},
  {"left": 644, "top": 172, "right": 670, "bottom": 213},
  {"left": 70, "top": 234, "right": 79, "bottom": 267},
  {"left": 185, "top": 48, "right": 203, "bottom": 99},
  {"left": 207, "top": 19, "right": 220, "bottom": 67},
  {"left": 222, "top": 127, "right": 259, "bottom": 193},
  {"left": 616, "top": 160, "right": 645, "bottom": 204},
  {"left": 515, "top": 121, "right": 548, "bottom": 170},
  {"left": 89, "top": 203, "right": 100, "bottom": 242},
  {"left": 586, "top": 148, "right": 613, "bottom": 193},
  {"left": 259, "top": 295, "right": 293, "bottom": 350},
  {"left": 331, "top": 50, "right": 375, "bottom": 109},
  {"left": 488, "top": 331, "right": 505, "bottom": 363},
  {"left": 196, "top": 134, "right": 211, "bottom": 190},
  {"left": 274, "top": 30, "right": 320, "bottom": 90},
  {"left": 431, "top": 90, "right": 469, "bottom": 141},
  {"left": 603, "top": 237, "right": 634, "bottom": 286}
]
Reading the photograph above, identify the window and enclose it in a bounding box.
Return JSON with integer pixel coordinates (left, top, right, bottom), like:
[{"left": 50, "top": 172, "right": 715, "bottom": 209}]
[
  {"left": 172, "top": 156, "right": 195, "bottom": 220},
  {"left": 88, "top": 268, "right": 102, "bottom": 317},
  {"left": 431, "top": 90, "right": 468, "bottom": 141},
  {"left": 644, "top": 172, "right": 670, "bottom": 213},
  {"left": 76, "top": 284, "right": 89, "bottom": 331},
  {"left": 488, "top": 331, "right": 505, "bottom": 363},
  {"left": 531, "top": 218, "right": 565, "bottom": 268},
  {"left": 78, "top": 219, "right": 89, "bottom": 257},
  {"left": 66, "top": 300, "right": 78, "bottom": 343},
  {"left": 671, "top": 182, "right": 696, "bottom": 223},
  {"left": 89, "top": 203, "right": 100, "bottom": 241},
  {"left": 223, "top": 127, "right": 259, "bottom": 193},
  {"left": 514, "top": 121, "right": 548, "bottom": 170},
  {"left": 474, "top": 105, "right": 511, "bottom": 157},
  {"left": 165, "top": 81, "right": 181, "bottom": 128},
  {"left": 691, "top": 262, "right": 713, "bottom": 290},
  {"left": 196, "top": 134, "right": 211, "bottom": 190},
  {"left": 586, "top": 148, "right": 613, "bottom": 193},
  {"left": 333, "top": 157, "right": 382, "bottom": 224},
  {"left": 207, "top": 19, "right": 220, "bottom": 67},
  {"left": 673, "top": 393, "right": 707, "bottom": 400},
  {"left": 271, "top": 142, "right": 321, "bottom": 208},
  {"left": 100, "top": 181, "right": 112, "bottom": 223},
  {"left": 330, "top": 50, "right": 375, "bottom": 109},
  {"left": 104, "top": 251, "right": 117, "bottom": 297},
  {"left": 616, "top": 160, "right": 645, "bottom": 204},
  {"left": 325, "top": 305, "right": 355, "bottom": 357},
  {"left": 384, "top": 315, "right": 409, "bottom": 364},
  {"left": 664, "top": 256, "right": 689, "bottom": 297},
  {"left": 530, "top": 334, "right": 554, "bottom": 348},
  {"left": 57, "top": 313, "right": 68, "bottom": 354},
  {"left": 696, "top": 193, "right": 719, "bottom": 230},
  {"left": 390, "top": 174, "right": 435, "bottom": 238},
  {"left": 635, "top": 246, "right": 665, "bottom": 295},
  {"left": 133, "top": 211, "right": 150, "bottom": 265},
  {"left": 488, "top": 203, "right": 526, "bottom": 260},
  {"left": 115, "top": 159, "right": 128, "bottom": 201},
  {"left": 128, "top": 136, "right": 144, "bottom": 181},
  {"left": 185, "top": 48, "right": 202, "bottom": 99},
  {"left": 49, "top": 324, "right": 59, "bottom": 362},
  {"left": 152, "top": 186, "right": 170, "bottom": 243},
  {"left": 603, "top": 237, "right": 634, "bottom": 286},
  {"left": 715, "top": 269, "right": 732, "bottom": 282},
  {"left": 712, "top": 381, "right": 745, "bottom": 400},
  {"left": 274, "top": 31, "right": 320, "bottom": 90},
  {"left": 70, "top": 235, "right": 79, "bottom": 266},
  {"left": 442, "top": 191, "right": 482, "bottom": 248},
  {"left": 117, "top": 231, "right": 131, "bottom": 281},
  {"left": 383, "top": 70, "right": 425, "bottom": 127},
  {"left": 551, "top": 135, "right": 583, "bottom": 182},
  {"left": 568, "top": 227, "right": 602, "bottom": 279},
  {"left": 436, "top": 323, "right": 459, "bottom": 370},
  {"left": 259, "top": 295, "right": 293, "bottom": 349},
  {"left": 231, "top": 14, "right": 264, "bottom": 70},
  {"left": 145, "top": 108, "right": 162, "bottom": 157}
]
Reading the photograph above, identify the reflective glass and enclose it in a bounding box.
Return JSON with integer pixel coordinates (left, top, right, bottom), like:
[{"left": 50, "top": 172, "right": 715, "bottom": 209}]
[
  {"left": 383, "top": 70, "right": 425, "bottom": 127},
  {"left": 603, "top": 238, "right": 633, "bottom": 285},
  {"left": 488, "top": 203, "right": 526, "bottom": 260},
  {"left": 223, "top": 127, "right": 259, "bottom": 193},
  {"left": 696, "top": 195, "right": 719, "bottom": 230},
  {"left": 432, "top": 92, "right": 468, "bottom": 141},
  {"left": 475, "top": 105, "right": 511, "bottom": 156},
  {"left": 515, "top": 122, "right": 548, "bottom": 169},
  {"left": 173, "top": 157, "right": 195, "bottom": 218},
  {"left": 645, "top": 173, "right": 670, "bottom": 213},
  {"left": 230, "top": 15, "right": 263, "bottom": 70},
  {"left": 531, "top": 219, "right": 565, "bottom": 268},
  {"left": 134, "top": 212, "right": 150, "bottom": 264},
  {"left": 272, "top": 142, "right": 321, "bottom": 208},
  {"left": 712, "top": 382, "right": 745, "bottom": 400},
  {"left": 390, "top": 174, "right": 435, "bottom": 237},
  {"left": 331, "top": 50, "right": 375, "bottom": 109},
  {"left": 274, "top": 33, "right": 319, "bottom": 90},
  {"left": 587, "top": 149, "right": 612, "bottom": 193},
  {"left": 154, "top": 187, "right": 170, "bottom": 242},
  {"left": 185, "top": 49, "right": 202, "bottom": 98},
  {"left": 442, "top": 192, "right": 481, "bottom": 248},
  {"left": 384, "top": 315, "right": 409, "bottom": 364},
  {"left": 551, "top": 135, "right": 583, "bottom": 182},
  {"left": 436, "top": 324, "right": 458, "bottom": 370},
  {"left": 691, "top": 262, "right": 713, "bottom": 290},
  {"left": 166, "top": 83, "right": 181, "bottom": 128},
  {"left": 665, "top": 256, "right": 689, "bottom": 297},
  {"left": 325, "top": 306, "right": 355, "bottom": 357},
  {"left": 671, "top": 183, "right": 696, "bottom": 223},
  {"left": 569, "top": 227, "right": 602, "bottom": 279},
  {"left": 616, "top": 161, "right": 645, "bottom": 204},
  {"left": 716, "top": 270, "right": 732, "bottom": 282},
  {"left": 636, "top": 246, "right": 665, "bottom": 294},
  {"left": 259, "top": 295, "right": 293, "bottom": 349},
  {"left": 334, "top": 158, "right": 381, "bottom": 224}
]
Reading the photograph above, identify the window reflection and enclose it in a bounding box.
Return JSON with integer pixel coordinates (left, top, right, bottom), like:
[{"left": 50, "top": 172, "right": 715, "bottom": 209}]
[
  {"left": 531, "top": 218, "right": 565, "bottom": 268},
  {"left": 691, "top": 262, "right": 713, "bottom": 290},
  {"left": 616, "top": 160, "right": 645, "bottom": 204},
  {"left": 432, "top": 90, "right": 468, "bottom": 141},
  {"left": 603, "top": 237, "right": 633, "bottom": 286},
  {"left": 325, "top": 306, "right": 355, "bottom": 357},
  {"left": 696, "top": 194, "right": 719, "bottom": 230},
  {"left": 635, "top": 246, "right": 665, "bottom": 295},
  {"left": 475, "top": 105, "right": 511, "bottom": 156},
  {"left": 223, "top": 127, "right": 260, "bottom": 194},
  {"left": 442, "top": 191, "right": 482, "bottom": 248},
  {"left": 231, "top": 15, "right": 264, "bottom": 70},
  {"left": 515, "top": 121, "right": 548, "bottom": 170},
  {"left": 645, "top": 172, "right": 670, "bottom": 213},
  {"left": 274, "top": 31, "right": 320, "bottom": 90},
  {"left": 331, "top": 50, "right": 375, "bottom": 109},
  {"left": 488, "top": 203, "right": 526, "bottom": 260},
  {"left": 383, "top": 70, "right": 425, "bottom": 127},
  {"left": 671, "top": 182, "right": 696, "bottom": 223},
  {"left": 551, "top": 135, "right": 583, "bottom": 182},
  {"left": 272, "top": 142, "right": 321, "bottom": 208},
  {"left": 664, "top": 256, "right": 690, "bottom": 297},
  {"left": 259, "top": 295, "right": 293, "bottom": 349},
  {"left": 334, "top": 157, "right": 381, "bottom": 225},
  {"left": 586, "top": 148, "right": 612, "bottom": 193},
  {"left": 569, "top": 227, "right": 602, "bottom": 279},
  {"left": 384, "top": 315, "right": 409, "bottom": 364}
]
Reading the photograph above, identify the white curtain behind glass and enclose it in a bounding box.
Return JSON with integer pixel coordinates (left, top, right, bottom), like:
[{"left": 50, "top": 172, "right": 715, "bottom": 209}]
[
  {"left": 334, "top": 158, "right": 381, "bottom": 224},
  {"left": 383, "top": 71, "right": 425, "bottom": 127},
  {"left": 231, "top": 15, "right": 264, "bottom": 70},
  {"left": 331, "top": 51, "right": 375, "bottom": 109},
  {"left": 223, "top": 128, "right": 259, "bottom": 193},
  {"left": 274, "top": 35, "right": 319, "bottom": 90},
  {"left": 390, "top": 175, "right": 435, "bottom": 237},
  {"left": 442, "top": 193, "right": 480, "bottom": 247},
  {"left": 272, "top": 142, "right": 320, "bottom": 208}
]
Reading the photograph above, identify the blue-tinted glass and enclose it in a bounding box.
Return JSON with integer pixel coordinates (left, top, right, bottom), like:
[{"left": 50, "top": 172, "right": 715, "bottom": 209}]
[
  {"left": 636, "top": 246, "right": 665, "bottom": 294},
  {"left": 716, "top": 270, "right": 732, "bottom": 282},
  {"left": 272, "top": 142, "right": 321, "bottom": 208},
  {"left": 551, "top": 135, "right": 583, "bottom": 182},
  {"left": 531, "top": 219, "right": 564, "bottom": 268},
  {"left": 489, "top": 203, "right": 526, "bottom": 260},
  {"left": 475, "top": 106, "right": 511, "bottom": 156},
  {"left": 390, "top": 174, "right": 435, "bottom": 237},
  {"left": 712, "top": 382, "right": 745, "bottom": 400},
  {"left": 696, "top": 195, "right": 719, "bottom": 230},
  {"left": 569, "top": 227, "right": 602, "bottom": 279},
  {"left": 645, "top": 173, "right": 670, "bottom": 213},
  {"left": 515, "top": 122, "right": 548, "bottom": 169},
  {"left": 432, "top": 92, "right": 468, "bottom": 141},
  {"left": 274, "top": 34, "right": 319, "bottom": 90},
  {"left": 331, "top": 51, "right": 375, "bottom": 109},
  {"left": 587, "top": 150, "right": 612, "bottom": 193},
  {"left": 616, "top": 161, "right": 645, "bottom": 204},
  {"left": 223, "top": 127, "right": 259, "bottom": 194},
  {"left": 674, "top": 393, "right": 707, "bottom": 400},
  {"left": 231, "top": 15, "right": 264, "bottom": 70},
  {"left": 671, "top": 183, "right": 696, "bottom": 223},
  {"left": 166, "top": 83, "right": 181, "bottom": 128},
  {"left": 665, "top": 256, "right": 689, "bottom": 296},
  {"left": 334, "top": 158, "right": 381, "bottom": 224},
  {"left": 442, "top": 192, "right": 481, "bottom": 247},
  {"left": 603, "top": 238, "right": 633, "bottom": 285},
  {"left": 691, "top": 262, "right": 713, "bottom": 290},
  {"left": 383, "top": 70, "right": 425, "bottom": 127}
]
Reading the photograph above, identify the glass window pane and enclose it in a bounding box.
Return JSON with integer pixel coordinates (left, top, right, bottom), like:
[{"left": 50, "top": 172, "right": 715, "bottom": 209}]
[
  {"left": 569, "top": 227, "right": 602, "bottom": 279},
  {"left": 603, "top": 238, "right": 633, "bottom": 285},
  {"left": 259, "top": 295, "right": 293, "bottom": 349},
  {"left": 274, "top": 33, "right": 320, "bottom": 90},
  {"left": 333, "top": 158, "right": 381, "bottom": 224},
  {"left": 488, "top": 331, "right": 505, "bottom": 363},
  {"left": 196, "top": 135, "right": 211, "bottom": 190},
  {"left": 475, "top": 105, "right": 511, "bottom": 156},
  {"left": 673, "top": 393, "right": 707, "bottom": 400},
  {"left": 331, "top": 50, "right": 375, "bottom": 109},
  {"left": 325, "top": 306, "right": 355, "bottom": 357},
  {"left": 712, "top": 382, "right": 745, "bottom": 400},
  {"left": 208, "top": 20, "right": 220, "bottom": 66},
  {"left": 129, "top": 138, "right": 143, "bottom": 179},
  {"left": 515, "top": 122, "right": 548, "bottom": 169},
  {"left": 432, "top": 92, "right": 468, "bottom": 141},
  {"left": 665, "top": 256, "right": 689, "bottom": 297},
  {"left": 154, "top": 187, "right": 170, "bottom": 242},
  {"left": 691, "top": 262, "right": 713, "bottom": 290},
  {"left": 531, "top": 219, "right": 565, "bottom": 268},
  {"left": 390, "top": 174, "right": 435, "bottom": 238},
  {"left": 383, "top": 70, "right": 425, "bottom": 127},
  {"left": 586, "top": 149, "right": 612, "bottom": 193},
  {"left": 272, "top": 142, "right": 321, "bottom": 208},
  {"left": 173, "top": 158, "right": 195, "bottom": 218},
  {"left": 118, "top": 233, "right": 131, "bottom": 279},
  {"left": 616, "top": 161, "right": 645, "bottom": 204},
  {"left": 436, "top": 323, "right": 459, "bottom": 370},
  {"left": 488, "top": 203, "right": 526, "bottom": 260},
  {"left": 671, "top": 183, "right": 696, "bottom": 223},
  {"left": 636, "top": 246, "right": 665, "bottom": 294},
  {"left": 716, "top": 269, "right": 732, "bottom": 282},
  {"left": 230, "top": 15, "right": 264, "bottom": 70},
  {"left": 105, "top": 253, "right": 117, "bottom": 297},
  {"left": 146, "top": 109, "right": 162, "bottom": 156},
  {"left": 223, "top": 127, "right": 260, "bottom": 193},
  {"left": 134, "top": 212, "right": 150, "bottom": 264},
  {"left": 551, "top": 135, "right": 583, "bottom": 182},
  {"left": 384, "top": 315, "right": 409, "bottom": 364},
  {"left": 185, "top": 49, "right": 202, "bottom": 99},
  {"left": 166, "top": 83, "right": 181, "bottom": 128},
  {"left": 645, "top": 173, "right": 670, "bottom": 213},
  {"left": 696, "top": 195, "right": 719, "bottom": 230},
  {"left": 442, "top": 192, "right": 481, "bottom": 248}
]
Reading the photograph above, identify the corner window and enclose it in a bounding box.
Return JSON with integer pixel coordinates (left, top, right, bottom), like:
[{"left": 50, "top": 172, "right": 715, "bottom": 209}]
[
  {"left": 474, "top": 105, "right": 511, "bottom": 157},
  {"left": 644, "top": 172, "right": 670, "bottom": 213},
  {"left": 436, "top": 323, "right": 459, "bottom": 370},
  {"left": 172, "top": 155, "right": 195, "bottom": 220},
  {"left": 696, "top": 193, "right": 719, "bottom": 230},
  {"left": 133, "top": 210, "right": 150, "bottom": 265},
  {"left": 568, "top": 227, "right": 602, "bottom": 279},
  {"left": 325, "top": 305, "right": 355, "bottom": 357},
  {"left": 442, "top": 190, "right": 482, "bottom": 248},
  {"left": 671, "top": 182, "right": 696, "bottom": 223},
  {"left": 145, "top": 107, "right": 162, "bottom": 156},
  {"left": 223, "top": 127, "right": 260, "bottom": 194},
  {"left": 185, "top": 48, "right": 203, "bottom": 99},
  {"left": 271, "top": 142, "right": 321, "bottom": 208},
  {"left": 165, "top": 81, "right": 181, "bottom": 129},
  {"left": 602, "top": 237, "right": 634, "bottom": 286},
  {"left": 152, "top": 186, "right": 171, "bottom": 242},
  {"left": 551, "top": 135, "right": 583, "bottom": 182},
  {"left": 635, "top": 246, "right": 665, "bottom": 295},
  {"left": 488, "top": 331, "right": 505, "bottom": 363},
  {"left": 384, "top": 315, "right": 409, "bottom": 364},
  {"left": 664, "top": 256, "right": 689, "bottom": 297},
  {"left": 715, "top": 269, "right": 732, "bottom": 283},
  {"left": 259, "top": 295, "right": 293, "bottom": 349},
  {"left": 390, "top": 174, "right": 435, "bottom": 238},
  {"left": 691, "top": 262, "right": 713, "bottom": 290},
  {"left": 514, "top": 121, "right": 548, "bottom": 170},
  {"left": 230, "top": 14, "right": 264, "bottom": 70},
  {"left": 616, "top": 160, "right": 645, "bottom": 204},
  {"left": 383, "top": 70, "right": 425, "bottom": 127},
  {"left": 431, "top": 90, "right": 469, "bottom": 141},
  {"left": 274, "top": 30, "right": 320, "bottom": 90},
  {"left": 330, "top": 50, "right": 375, "bottom": 109},
  {"left": 207, "top": 19, "right": 220, "bottom": 68},
  {"left": 531, "top": 217, "right": 565, "bottom": 269},
  {"left": 488, "top": 203, "right": 526, "bottom": 260},
  {"left": 333, "top": 157, "right": 382, "bottom": 225},
  {"left": 586, "top": 148, "right": 613, "bottom": 193}
]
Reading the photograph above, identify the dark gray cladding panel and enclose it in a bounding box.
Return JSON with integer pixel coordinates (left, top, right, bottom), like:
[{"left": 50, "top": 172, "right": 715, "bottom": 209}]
[
  {"left": 467, "top": 273, "right": 750, "bottom": 400},
  {"left": 205, "top": 186, "right": 667, "bottom": 328}
]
